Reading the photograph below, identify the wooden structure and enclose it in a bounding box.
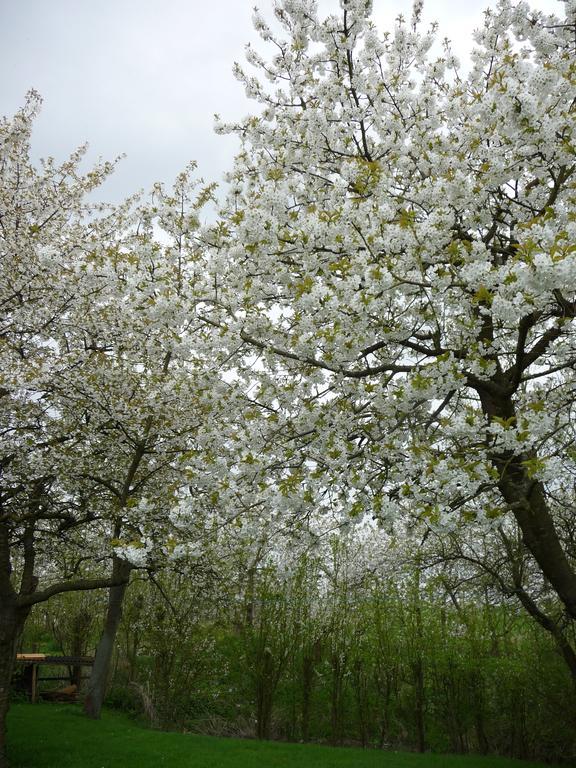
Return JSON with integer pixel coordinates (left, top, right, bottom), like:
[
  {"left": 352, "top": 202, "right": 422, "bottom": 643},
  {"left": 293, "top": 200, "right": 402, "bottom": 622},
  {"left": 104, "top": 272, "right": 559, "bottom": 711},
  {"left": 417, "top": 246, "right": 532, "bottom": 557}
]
[{"left": 15, "top": 654, "right": 95, "bottom": 703}]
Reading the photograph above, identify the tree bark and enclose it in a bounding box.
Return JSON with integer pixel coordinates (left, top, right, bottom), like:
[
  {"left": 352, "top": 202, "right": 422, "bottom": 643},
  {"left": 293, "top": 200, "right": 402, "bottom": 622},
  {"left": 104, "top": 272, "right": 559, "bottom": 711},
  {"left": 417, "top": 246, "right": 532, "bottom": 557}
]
[
  {"left": 301, "top": 652, "right": 314, "bottom": 741},
  {"left": 0, "top": 598, "right": 28, "bottom": 768},
  {"left": 84, "top": 556, "right": 133, "bottom": 719},
  {"left": 510, "top": 578, "right": 576, "bottom": 689},
  {"left": 0, "top": 517, "right": 18, "bottom": 768},
  {"left": 0, "top": 604, "right": 18, "bottom": 768},
  {"left": 478, "top": 389, "right": 576, "bottom": 620},
  {"left": 330, "top": 651, "right": 345, "bottom": 746},
  {"left": 499, "top": 468, "right": 576, "bottom": 620},
  {"left": 411, "top": 559, "right": 426, "bottom": 753}
]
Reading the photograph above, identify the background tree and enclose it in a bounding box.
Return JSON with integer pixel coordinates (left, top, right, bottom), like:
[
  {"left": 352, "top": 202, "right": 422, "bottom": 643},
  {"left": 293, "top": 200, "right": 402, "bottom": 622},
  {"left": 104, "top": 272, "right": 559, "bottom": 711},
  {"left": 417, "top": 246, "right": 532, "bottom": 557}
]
[
  {"left": 0, "top": 94, "right": 230, "bottom": 762},
  {"left": 77, "top": 165, "right": 224, "bottom": 720},
  {"left": 44, "top": 512, "right": 573, "bottom": 762},
  {"left": 0, "top": 92, "right": 136, "bottom": 767}
]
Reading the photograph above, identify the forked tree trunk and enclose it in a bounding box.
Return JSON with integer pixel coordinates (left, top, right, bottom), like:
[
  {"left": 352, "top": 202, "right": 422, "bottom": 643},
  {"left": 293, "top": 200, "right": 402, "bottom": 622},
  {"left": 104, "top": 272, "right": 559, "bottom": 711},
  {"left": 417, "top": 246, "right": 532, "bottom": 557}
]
[{"left": 84, "top": 557, "right": 132, "bottom": 719}]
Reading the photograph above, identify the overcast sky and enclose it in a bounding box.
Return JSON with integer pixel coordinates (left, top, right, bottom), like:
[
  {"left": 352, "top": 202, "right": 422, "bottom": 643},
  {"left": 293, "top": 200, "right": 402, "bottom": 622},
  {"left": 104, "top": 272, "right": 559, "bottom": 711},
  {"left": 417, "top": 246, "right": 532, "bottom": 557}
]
[{"left": 0, "top": 0, "right": 563, "bottom": 201}]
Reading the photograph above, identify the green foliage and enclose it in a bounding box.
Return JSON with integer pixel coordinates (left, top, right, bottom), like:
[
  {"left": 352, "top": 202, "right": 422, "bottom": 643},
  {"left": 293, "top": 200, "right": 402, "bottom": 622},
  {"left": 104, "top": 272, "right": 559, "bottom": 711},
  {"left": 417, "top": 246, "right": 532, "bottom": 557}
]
[
  {"left": 85, "top": 558, "right": 576, "bottom": 765},
  {"left": 20, "top": 539, "right": 575, "bottom": 764}
]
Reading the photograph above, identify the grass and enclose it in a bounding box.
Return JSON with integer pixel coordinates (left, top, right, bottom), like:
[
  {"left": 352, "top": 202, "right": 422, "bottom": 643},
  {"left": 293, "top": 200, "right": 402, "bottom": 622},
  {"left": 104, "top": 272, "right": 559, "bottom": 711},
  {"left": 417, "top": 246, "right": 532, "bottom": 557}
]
[{"left": 7, "top": 703, "right": 553, "bottom": 768}]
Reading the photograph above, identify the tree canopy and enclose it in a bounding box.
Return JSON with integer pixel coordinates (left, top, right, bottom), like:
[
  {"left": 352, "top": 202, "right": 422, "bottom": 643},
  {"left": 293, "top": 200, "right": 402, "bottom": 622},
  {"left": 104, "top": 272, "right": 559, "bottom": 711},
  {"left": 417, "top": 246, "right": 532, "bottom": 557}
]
[
  {"left": 1, "top": 1, "right": 576, "bottom": 765},
  {"left": 205, "top": 0, "right": 576, "bottom": 617}
]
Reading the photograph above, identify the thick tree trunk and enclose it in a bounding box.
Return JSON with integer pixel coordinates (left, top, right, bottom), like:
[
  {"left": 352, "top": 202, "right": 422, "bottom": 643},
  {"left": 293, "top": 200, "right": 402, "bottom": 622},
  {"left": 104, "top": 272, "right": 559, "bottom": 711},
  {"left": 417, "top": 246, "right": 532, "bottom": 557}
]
[
  {"left": 478, "top": 389, "right": 576, "bottom": 620},
  {"left": 510, "top": 579, "right": 576, "bottom": 689},
  {"left": 84, "top": 557, "right": 132, "bottom": 719},
  {"left": 0, "top": 604, "right": 18, "bottom": 768},
  {"left": 499, "top": 468, "right": 576, "bottom": 620},
  {"left": 0, "top": 601, "right": 28, "bottom": 768},
  {"left": 0, "top": 518, "right": 19, "bottom": 768}
]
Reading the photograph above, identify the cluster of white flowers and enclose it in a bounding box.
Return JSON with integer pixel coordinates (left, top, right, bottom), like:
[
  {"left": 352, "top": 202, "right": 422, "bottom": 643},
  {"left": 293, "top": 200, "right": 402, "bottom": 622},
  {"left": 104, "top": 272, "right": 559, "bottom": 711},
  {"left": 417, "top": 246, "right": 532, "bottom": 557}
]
[{"left": 200, "top": 0, "right": 576, "bottom": 620}]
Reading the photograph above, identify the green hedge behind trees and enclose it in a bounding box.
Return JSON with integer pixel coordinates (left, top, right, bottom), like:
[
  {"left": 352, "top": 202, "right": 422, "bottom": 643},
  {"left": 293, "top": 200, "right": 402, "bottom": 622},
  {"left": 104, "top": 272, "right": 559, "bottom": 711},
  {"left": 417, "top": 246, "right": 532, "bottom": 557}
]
[{"left": 22, "top": 550, "right": 576, "bottom": 765}]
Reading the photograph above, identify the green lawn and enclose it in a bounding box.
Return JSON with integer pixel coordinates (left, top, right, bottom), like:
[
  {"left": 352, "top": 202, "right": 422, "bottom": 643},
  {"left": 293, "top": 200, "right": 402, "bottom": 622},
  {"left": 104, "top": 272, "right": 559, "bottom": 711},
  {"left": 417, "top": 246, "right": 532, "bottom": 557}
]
[{"left": 7, "top": 703, "right": 553, "bottom": 768}]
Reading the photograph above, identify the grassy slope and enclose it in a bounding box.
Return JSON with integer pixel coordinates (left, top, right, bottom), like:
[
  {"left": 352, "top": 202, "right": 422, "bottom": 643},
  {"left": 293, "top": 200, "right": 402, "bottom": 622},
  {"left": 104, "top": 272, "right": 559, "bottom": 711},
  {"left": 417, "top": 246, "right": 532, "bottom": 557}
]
[{"left": 7, "top": 704, "right": 552, "bottom": 768}]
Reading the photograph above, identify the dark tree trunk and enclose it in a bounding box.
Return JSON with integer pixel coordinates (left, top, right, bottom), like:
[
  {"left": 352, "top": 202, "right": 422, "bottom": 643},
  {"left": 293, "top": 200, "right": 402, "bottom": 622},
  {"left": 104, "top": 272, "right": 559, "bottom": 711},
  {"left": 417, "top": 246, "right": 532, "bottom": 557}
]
[
  {"left": 0, "top": 605, "right": 17, "bottom": 768},
  {"left": 84, "top": 557, "right": 132, "bottom": 719},
  {"left": 475, "top": 707, "right": 489, "bottom": 755},
  {"left": 478, "top": 389, "right": 576, "bottom": 620},
  {"left": 500, "top": 469, "right": 576, "bottom": 620},
  {"left": 411, "top": 561, "right": 426, "bottom": 753},
  {"left": 511, "top": 577, "right": 576, "bottom": 690},
  {"left": 330, "top": 651, "right": 345, "bottom": 746},
  {"left": 351, "top": 659, "right": 369, "bottom": 748},
  {"left": 0, "top": 510, "right": 119, "bottom": 766},
  {"left": 255, "top": 646, "right": 281, "bottom": 740},
  {"left": 376, "top": 670, "right": 393, "bottom": 749},
  {"left": 0, "top": 518, "right": 19, "bottom": 768},
  {"left": 0, "top": 601, "right": 28, "bottom": 768},
  {"left": 412, "top": 657, "right": 426, "bottom": 753},
  {"left": 300, "top": 637, "right": 321, "bottom": 742},
  {"left": 301, "top": 652, "right": 314, "bottom": 741}
]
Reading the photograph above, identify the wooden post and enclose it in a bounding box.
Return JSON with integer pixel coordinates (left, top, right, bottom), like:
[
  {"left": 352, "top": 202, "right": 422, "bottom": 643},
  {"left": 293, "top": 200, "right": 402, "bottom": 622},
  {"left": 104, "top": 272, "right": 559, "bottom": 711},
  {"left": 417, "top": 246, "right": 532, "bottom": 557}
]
[{"left": 31, "top": 664, "right": 38, "bottom": 704}]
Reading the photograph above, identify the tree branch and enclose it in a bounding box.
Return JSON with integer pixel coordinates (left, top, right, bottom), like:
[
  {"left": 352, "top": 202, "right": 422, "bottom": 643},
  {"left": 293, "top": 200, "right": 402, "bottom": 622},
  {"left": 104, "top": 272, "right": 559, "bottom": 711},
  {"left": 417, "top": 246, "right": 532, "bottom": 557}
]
[{"left": 17, "top": 573, "right": 130, "bottom": 608}]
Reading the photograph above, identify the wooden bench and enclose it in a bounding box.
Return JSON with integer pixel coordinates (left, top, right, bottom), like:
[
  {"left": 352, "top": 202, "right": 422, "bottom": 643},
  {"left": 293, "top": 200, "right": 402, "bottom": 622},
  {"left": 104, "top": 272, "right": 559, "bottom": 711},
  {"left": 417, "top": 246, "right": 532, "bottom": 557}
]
[{"left": 15, "top": 654, "right": 95, "bottom": 703}]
